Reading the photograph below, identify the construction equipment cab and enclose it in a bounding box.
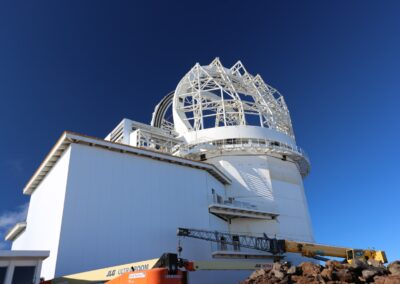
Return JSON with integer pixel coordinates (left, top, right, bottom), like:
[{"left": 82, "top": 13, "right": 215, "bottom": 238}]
[{"left": 346, "top": 249, "right": 387, "bottom": 264}]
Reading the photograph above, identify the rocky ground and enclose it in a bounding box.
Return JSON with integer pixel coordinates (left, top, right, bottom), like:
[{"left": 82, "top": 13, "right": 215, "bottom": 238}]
[{"left": 240, "top": 260, "right": 400, "bottom": 284}]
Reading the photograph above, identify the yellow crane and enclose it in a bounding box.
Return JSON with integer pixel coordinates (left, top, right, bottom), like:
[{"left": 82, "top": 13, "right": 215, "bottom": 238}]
[{"left": 177, "top": 227, "right": 387, "bottom": 264}]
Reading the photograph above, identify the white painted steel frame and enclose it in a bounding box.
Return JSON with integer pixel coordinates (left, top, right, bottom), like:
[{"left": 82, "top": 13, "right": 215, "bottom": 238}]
[
  {"left": 172, "top": 58, "right": 293, "bottom": 138},
  {"left": 4, "top": 223, "right": 27, "bottom": 241}
]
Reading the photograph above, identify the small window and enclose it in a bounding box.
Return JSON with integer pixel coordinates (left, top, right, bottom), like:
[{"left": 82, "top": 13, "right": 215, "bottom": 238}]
[
  {"left": 220, "top": 236, "right": 227, "bottom": 251},
  {"left": 233, "top": 235, "right": 240, "bottom": 251},
  {"left": 346, "top": 250, "right": 354, "bottom": 260},
  {"left": 12, "top": 266, "right": 36, "bottom": 284},
  {"left": 0, "top": 267, "right": 7, "bottom": 284}
]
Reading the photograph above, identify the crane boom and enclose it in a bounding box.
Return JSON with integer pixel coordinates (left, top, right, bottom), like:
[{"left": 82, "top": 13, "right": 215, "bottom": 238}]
[
  {"left": 177, "top": 227, "right": 387, "bottom": 264},
  {"left": 177, "top": 227, "right": 285, "bottom": 255}
]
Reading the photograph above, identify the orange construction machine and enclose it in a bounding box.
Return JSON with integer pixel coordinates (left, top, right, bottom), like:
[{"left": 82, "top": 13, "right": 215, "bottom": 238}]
[
  {"left": 106, "top": 268, "right": 187, "bottom": 284},
  {"left": 106, "top": 254, "right": 189, "bottom": 284},
  {"left": 105, "top": 253, "right": 270, "bottom": 284}
]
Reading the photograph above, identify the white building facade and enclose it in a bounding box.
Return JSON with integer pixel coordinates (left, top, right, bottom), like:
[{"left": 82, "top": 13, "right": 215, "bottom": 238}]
[{"left": 8, "top": 59, "right": 313, "bottom": 283}]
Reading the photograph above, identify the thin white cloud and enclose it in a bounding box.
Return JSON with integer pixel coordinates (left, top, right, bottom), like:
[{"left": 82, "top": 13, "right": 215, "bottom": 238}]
[
  {"left": 0, "top": 203, "right": 28, "bottom": 229},
  {"left": 0, "top": 203, "right": 28, "bottom": 249}
]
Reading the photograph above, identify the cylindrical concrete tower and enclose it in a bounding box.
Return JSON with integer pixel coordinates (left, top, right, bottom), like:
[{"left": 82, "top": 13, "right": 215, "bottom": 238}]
[{"left": 171, "top": 58, "right": 313, "bottom": 244}]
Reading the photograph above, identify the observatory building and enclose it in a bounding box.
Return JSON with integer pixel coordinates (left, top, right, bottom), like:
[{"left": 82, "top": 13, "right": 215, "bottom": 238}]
[{"left": 7, "top": 58, "right": 313, "bottom": 283}]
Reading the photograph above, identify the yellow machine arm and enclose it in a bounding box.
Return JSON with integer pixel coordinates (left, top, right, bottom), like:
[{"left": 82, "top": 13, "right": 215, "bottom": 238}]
[
  {"left": 178, "top": 227, "right": 388, "bottom": 264},
  {"left": 284, "top": 240, "right": 387, "bottom": 264}
]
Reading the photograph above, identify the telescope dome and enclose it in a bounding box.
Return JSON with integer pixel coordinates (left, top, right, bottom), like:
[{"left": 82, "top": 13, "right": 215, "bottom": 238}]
[
  {"left": 172, "top": 58, "right": 294, "bottom": 140},
  {"left": 151, "top": 58, "right": 309, "bottom": 176}
]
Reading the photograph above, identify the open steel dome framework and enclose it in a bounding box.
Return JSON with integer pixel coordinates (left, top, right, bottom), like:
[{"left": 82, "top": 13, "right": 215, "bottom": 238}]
[
  {"left": 148, "top": 58, "right": 310, "bottom": 176},
  {"left": 152, "top": 58, "right": 294, "bottom": 139}
]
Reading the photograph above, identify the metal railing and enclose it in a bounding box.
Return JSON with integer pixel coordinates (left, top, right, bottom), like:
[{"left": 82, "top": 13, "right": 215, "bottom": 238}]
[
  {"left": 212, "top": 195, "right": 258, "bottom": 211},
  {"left": 176, "top": 137, "right": 309, "bottom": 162},
  {"left": 211, "top": 194, "right": 280, "bottom": 215}
]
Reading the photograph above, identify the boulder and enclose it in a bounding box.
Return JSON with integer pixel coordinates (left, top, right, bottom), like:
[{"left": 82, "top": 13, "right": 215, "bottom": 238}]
[
  {"left": 271, "top": 270, "right": 285, "bottom": 280},
  {"left": 320, "top": 268, "right": 334, "bottom": 281},
  {"left": 335, "top": 268, "right": 354, "bottom": 282},
  {"left": 272, "top": 262, "right": 282, "bottom": 272},
  {"left": 351, "top": 259, "right": 369, "bottom": 271},
  {"left": 299, "top": 262, "right": 321, "bottom": 277},
  {"left": 249, "top": 269, "right": 267, "bottom": 280},
  {"left": 374, "top": 275, "right": 400, "bottom": 284},
  {"left": 325, "top": 260, "right": 346, "bottom": 270},
  {"left": 286, "top": 265, "right": 297, "bottom": 275},
  {"left": 291, "top": 275, "right": 319, "bottom": 284},
  {"left": 369, "top": 259, "right": 385, "bottom": 268},
  {"left": 388, "top": 261, "right": 400, "bottom": 276},
  {"left": 362, "top": 269, "right": 380, "bottom": 281},
  {"left": 240, "top": 259, "right": 400, "bottom": 284}
]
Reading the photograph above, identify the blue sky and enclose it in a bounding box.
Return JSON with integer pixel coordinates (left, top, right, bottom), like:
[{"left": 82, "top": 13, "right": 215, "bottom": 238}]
[{"left": 0, "top": 1, "right": 399, "bottom": 260}]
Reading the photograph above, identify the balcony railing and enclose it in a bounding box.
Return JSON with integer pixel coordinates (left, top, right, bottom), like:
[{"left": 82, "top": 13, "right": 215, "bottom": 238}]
[
  {"left": 209, "top": 195, "right": 278, "bottom": 222},
  {"left": 177, "top": 137, "right": 308, "bottom": 160},
  {"left": 175, "top": 137, "right": 310, "bottom": 176},
  {"left": 213, "top": 194, "right": 258, "bottom": 209}
]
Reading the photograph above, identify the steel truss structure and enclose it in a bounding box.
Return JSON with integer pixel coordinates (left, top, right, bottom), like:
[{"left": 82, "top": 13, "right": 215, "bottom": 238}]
[
  {"left": 177, "top": 227, "right": 285, "bottom": 255},
  {"left": 111, "top": 59, "right": 310, "bottom": 176},
  {"left": 105, "top": 119, "right": 181, "bottom": 153},
  {"left": 172, "top": 58, "right": 294, "bottom": 138},
  {"left": 151, "top": 91, "right": 175, "bottom": 132}
]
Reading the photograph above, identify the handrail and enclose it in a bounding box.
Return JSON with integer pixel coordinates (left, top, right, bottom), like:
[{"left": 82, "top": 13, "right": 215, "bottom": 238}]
[{"left": 176, "top": 137, "right": 309, "bottom": 163}]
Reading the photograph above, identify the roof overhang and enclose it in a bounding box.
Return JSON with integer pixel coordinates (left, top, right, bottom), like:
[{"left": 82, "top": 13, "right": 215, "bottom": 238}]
[
  {"left": 0, "top": 250, "right": 49, "bottom": 260},
  {"left": 4, "top": 222, "right": 27, "bottom": 241},
  {"left": 23, "top": 131, "right": 231, "bottom": 195}
]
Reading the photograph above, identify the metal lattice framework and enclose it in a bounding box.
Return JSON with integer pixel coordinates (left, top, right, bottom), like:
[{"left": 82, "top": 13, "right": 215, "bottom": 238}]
[
  {"left": 177, "top": 227, "right": 285, "bottom": 255},
  {"left": 151, "top": 91, "right": 175, "bottom": 133},
  {"left": 148, "top": 59, "right": 310, "bottom": 176},
  {"left": 173, "top": 58, "right": 294, "bottom": 138}
]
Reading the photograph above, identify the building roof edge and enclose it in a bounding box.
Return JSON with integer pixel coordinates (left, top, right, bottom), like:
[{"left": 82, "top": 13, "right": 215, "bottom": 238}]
[
  {"left": 5, "top": 222, "right": 27, "bottom": 241},
  {"left": 22, "top": 131, "right": 231, "bottom": 195}
]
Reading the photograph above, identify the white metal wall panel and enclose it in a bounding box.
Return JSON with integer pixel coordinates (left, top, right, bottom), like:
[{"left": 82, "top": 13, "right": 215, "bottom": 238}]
[
  {"left": 209, "top": 156, "right": 277, "bottom": 212},
  {"left": 11, "top": 148, "right": 71, "bottom": 279},
  {"left": 208, "top": 154, "right": 314, "bottom": 248},
  {"left": 55, "top": 144, "right": 227, "bottom": 279}
]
